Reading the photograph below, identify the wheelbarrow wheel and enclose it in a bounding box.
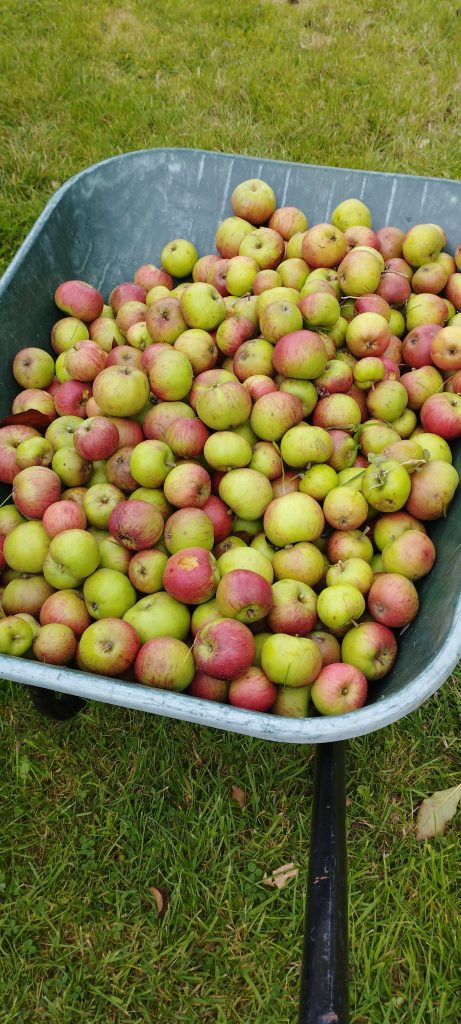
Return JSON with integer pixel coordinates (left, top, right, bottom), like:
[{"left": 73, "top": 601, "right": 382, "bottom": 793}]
[{"left": 27, "top": 686, "right": 87, "bottom": 721}]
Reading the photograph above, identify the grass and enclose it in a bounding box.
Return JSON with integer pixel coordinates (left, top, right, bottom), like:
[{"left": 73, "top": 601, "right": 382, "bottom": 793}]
[{"left": 0, "top": 0, "right": 460, "bottom": 1020}]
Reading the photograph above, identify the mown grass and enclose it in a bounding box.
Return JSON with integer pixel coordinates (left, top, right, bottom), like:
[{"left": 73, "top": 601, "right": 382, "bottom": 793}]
[{"left": 1, "top": 0, "right": 460, "bottom": 1021}]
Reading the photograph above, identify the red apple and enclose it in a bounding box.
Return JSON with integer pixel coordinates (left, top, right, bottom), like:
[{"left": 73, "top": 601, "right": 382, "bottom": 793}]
[
  {"left": 228, "top": 667, "right": 277, "bottom": 711},
  {"left": 42, "top": 499, "right": 87, "bottom": 536},
  {"left": 188, "top": 671, "right": 230, "bottom": 703},
  {"left": 108, "top": 500, "right": 164, "bottom": 550},
  {"left": 194, "top": 618, "right": 256, "bottom": 679},
  {"left": 216, "top": 569, "right": 273, "bottom": 623},
  {"left": 163, "top": 547, "right": 220, "bottom": 604},
  {"left": 311, "top": 662, "right": 368, "bottom": 715},
  {"left": 73, "top": 416, "right": 119, "bottom": 460}
]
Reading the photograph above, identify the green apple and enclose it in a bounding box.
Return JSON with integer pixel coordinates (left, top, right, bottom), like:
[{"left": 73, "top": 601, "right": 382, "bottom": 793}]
[
  {"left": 123, "top": 591, "right": 190, "bottom": 643},
  {"left": 261, "top": 633, "right": 322, "bottom": 687},
  {"left": 317, "top": 583, "right": 365, "bottom": 630},
  {"left": 83, "top": 568, "right": 137, "bottom": 619},
  {"left": 129, "top": 440, "right": 175, "bottom": 488},
  {"left": 0, "top": 615, "right": 34, "bottom": 656},
  {"left": 3, "top": 521, "right": 50, "bottom": 574},
  {"left": 43, "top": 529, "right": 100, "bottom": 589},
  {"left": 161, "top": 238, "right": 198, "bottom": 277}
]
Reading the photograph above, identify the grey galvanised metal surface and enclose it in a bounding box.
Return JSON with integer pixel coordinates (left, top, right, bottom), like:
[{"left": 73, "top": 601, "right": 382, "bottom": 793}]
[{"left": 0, "top": 148, "right": 460, "bottom": 743}]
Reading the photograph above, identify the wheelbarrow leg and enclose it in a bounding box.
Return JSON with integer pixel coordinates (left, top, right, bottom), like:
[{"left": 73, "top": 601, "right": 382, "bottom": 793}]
[
  {"left": 299, "top": 741, "right": 348, "bottom": 1024},
  {"left": 27, "top": 686, "right": 87, "bottom": 721}
]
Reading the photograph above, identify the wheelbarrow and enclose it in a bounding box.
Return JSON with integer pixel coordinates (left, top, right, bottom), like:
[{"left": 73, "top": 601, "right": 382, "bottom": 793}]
[{"left": 1, "top": 149, "right": 460, "bottom": 1023}]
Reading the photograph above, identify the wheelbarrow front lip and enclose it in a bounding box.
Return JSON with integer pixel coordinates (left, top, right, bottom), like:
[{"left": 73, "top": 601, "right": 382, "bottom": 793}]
[{"left": 1, "top": 147, "right": 460, "bottom": 743}]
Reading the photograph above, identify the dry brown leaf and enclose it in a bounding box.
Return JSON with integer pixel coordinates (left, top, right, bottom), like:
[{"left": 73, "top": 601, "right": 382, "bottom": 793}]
[
  {"left": 231, "top": 785, "right": 246, "bottom": 808},
  {"left": 415, "top": 783, "right": 461, "bottom": 840},
  {"left": 149, "top": 885, "right": 170, "bottom": 918},
  {"left": 262, "top": 863, "right": 299, "bottom": 889}
]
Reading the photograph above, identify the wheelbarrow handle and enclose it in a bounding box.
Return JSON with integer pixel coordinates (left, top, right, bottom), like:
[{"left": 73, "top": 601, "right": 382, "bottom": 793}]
[{"left": 299, "top": 741, "right": 348, "bottom": 1024}]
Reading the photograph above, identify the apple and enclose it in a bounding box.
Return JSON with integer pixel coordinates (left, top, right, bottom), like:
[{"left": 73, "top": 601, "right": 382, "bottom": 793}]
[
  {"left": 239, "top": 227, "right": 285, "bottom": 270},
  {"left": 309, "top": 630, "right": 342, "bottom": 667},
  {"left": 73, "top": 416, "right": 119, "bottom": 461},
  {"left": 420, "top": 392, "right": 461, "bottom": 440},
  {"left": 15, "top": 436, "right": 54, "bottom": 469},
  {"left": 219, "top": 468, "right": 273, "bottom": 520},
  {"left": 253, "top": 269, "right": 283, "bottom": 293},
  {"left": 196, "top": 380, "right": 251, "bottom": 430},
  {"left": 216, "top": 568, "right": 273, "bottom": 623},
  {"left": 269, "top": 206, "right": 308, "bottom": 239},
  {"left": 381, "top": 529, "right": 436, "bottom": 578},
  {"left": 54, "top": 279, "right": 103, "bottom": 321},
  {"left": 280, "top": 423, "right": 333, "bottom": 467},
  {"left": 45, "top": 415, "right": 84, "bottom": 451},
  {"left": 332, "top": 198, "right": 372, "bottom": 232},
  {"left": 134, "top": 264, "right": 173, "bottom": 290},
  {"left": 204, "top": 431, "right": 252, "bottom": 471},
  {"left": 277, "top": 258, "right": 310, "bottom": 291},
  {"left": 346, "top": 312, "right": 390, "bottom": 359},
  {"left": 93, "top": 366, "right": 150, "bottom": 417},
  {"left": 228, "top": 667, "right": 277, "bottom": 712},
  {"left": 405, "top": 293, "right": 448, "bottom": 331},
  {"left": 106, "top": 446, "right": 138, "bottom": 493},
  {"left": 261, "top": 632, "right": 322, "bottom": 687},
  {"left": 160, "top": 238, "right": 198, "bottom": 277},
  {"left": 51, "top": 317, "right": 89, "bottom": 353},
  {"left": 217, "top": 546, "right": 274, "bottom": 585},
  {"left": 317, "top": 583, "right": 365, "bottom": 630},
  {"left": 163, "top": 463, "right": 211, "bottom": 508},
  {"left": 144, "top": 296, "right": 187, "bottom": 344},
  {"left": 108, "top": 500, "right": 164, "bottom": 550},
  {"left": 302, "top": 223, "right": 347, "bottom": 269},
  {"left": 315, "top": 360, "right": 354, "bottom": 397},
  {"left": 2, "top": 575, "right": 55, "bottom": 618},
  {"left": 400, "top": 366, "right": 444, "bottom": 410},
  {"left": 129, "top": 440, "right": 175, "bottom": 489},
  {"left": 259, "top": 299, "right": 303, "bottom": 342},
  {"left": 13, "top": 348, "right": 55, "bottom": 389},
  {"left": 64, "top": 340, "right": 107, "bottom": 381},
  {"left": 249, "top": 441, "right": 282, "bottom": 480},
  {"left": 0, "top": 506, "right": 25, "bottom": 536},
  {"left": 163, "top": 547, "right": 219, "bottom": 604},
  {"left": 123, "top": 591, "right": 190, "bottom": 643},
  {"left": 39, "top": 589, "right": 89, "bottom": 637},
  {"left": 33, "top": 622, "right": 77, "bottom": 665},
  {"left": 267, "top": 579, "right": 317, "bottom": 635},
  {"left": 263, "top": 492, "right": 324, "bottom": 547},
  {"left": 412, "top": 261, "right": 448, "bottom": 294},
  {"left": 430, "top": 325, "right": 461, "bottom": 371},
  {"left": 0, "top": 615, "right": 34, "bottom": 656},
  {"left": 311, "top": 662, "right": 368, "bottom": 715},
  {"left": 51, "top": 448, "right": 92, "bottom": 488},
  {"left": 411, "top": 432, "right": 452, "bottom": 463},
  {"left": 231, "top": 178, "right": 276, "bottom": 224},
  {"left": 178, "top": 282, "right": 226, "bottom": 331},
  {"left": 444, "top": 273, "right": 461, "bottom": 310},
  {"left": 402, "top": 223, "right": 446, "bottom": 266},
  {"left": 127, "top": 549, "right": 167, "bottom": 594},
  {"left": 299, "top": 292, "right": 341, "bottom": 330},
  {"left": 215, "top": 217, "right": 255, "bottom": 258},
  {"left": 225, "top": 255, "right": 259, "bottom": 296},
  {"left": 78, "top": 617, "right": 140, "bottom": 675},
  {"left": 232, "top": 339, "right": 275, "bottom": 381},
  {"left": 12, "top": 466, "right": 61, "bottom": 519},
  {"left": 366, "top": 379, "right": 408, "bottom": 421},
  {"left": 367, "top": 573, "right": 419, "bottom": 628},
  {"left": 375, "top": 226, "right": 405, "bottom": 259},
  {"left": 109, "top": 282, "right": 146, "bottom": 313},
  {"left": 192, "top": 254, "right": 221, "bottom": 282},
  {"left": 164, "top": 508, "right": 214, "bottom": 553},
  {"left": 42, "top": 499, "right": 87, "bottom": 536},
  {"left": 405, "top": 460, "right": 459, "bottom": 519},
  {"left": 272, "top": 329, "right": 327, "bottom": 379},
  {"left": 83, "top": 568, "right": 136, "bottom": 619},
  {"left": 272, "top": 541, "right": 324, "bottom": 588},
  {"left": 174, "top": 329, "right": 218, "bottom": 374},
  {"left": 312, "top": 393, "right": 361, "bottom": 430},
  {"left": 361, "top": 459, "right": 411, "bottom": 513},
  {"left": 194, "top": 617, "right": 256, "bottom": 678},
  {"left": 146, "top": 347, "right": 193, "bottom": 402},
  {"left": 337, "top": 248, "right": 383, "bottom": 295},
  {"left": 345, "top": 226, "right": 379, "bottom": 250},
  {"left": 272, "top": 685, "right": 311, "bottom": 717},
  {"left": 322, "top": 486, "right": 369, "bottom": 530},
  {"left": 216, "top": 315, "right": 256, "bottom": 356},
  {"left": 341, "top": 621, "right": 397, "bottom": 681},
  {"left": 12, "top": 387, "right": 56, "bottom": 420},
  {"left": 0, "top": 425, "right": 42, "bottom": 484},
  {"left": 200, "top": 495, "right": 232, "bottom": 544},
  {"left": 190, "top": 599, "right": 222, "bottom": 637},
  {"left": 372, "top": 511, "right": 426, "bottom": 551},
  {"left": 271, "top": 468, "right": 300, "bottom": 497},
  {"left": 188, "top": 671, "right": 230, "bottom": 703}
]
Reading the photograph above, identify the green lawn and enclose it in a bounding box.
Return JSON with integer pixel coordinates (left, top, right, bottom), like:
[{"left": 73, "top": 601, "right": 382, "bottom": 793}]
[{"left": 1, "top": 0, "right": 460, "bottom": 1021}]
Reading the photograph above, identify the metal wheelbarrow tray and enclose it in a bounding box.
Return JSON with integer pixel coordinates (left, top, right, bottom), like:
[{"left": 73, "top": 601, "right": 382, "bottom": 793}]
[{"left": 1, "top": 149, "right": 461, "bottom": 1022}]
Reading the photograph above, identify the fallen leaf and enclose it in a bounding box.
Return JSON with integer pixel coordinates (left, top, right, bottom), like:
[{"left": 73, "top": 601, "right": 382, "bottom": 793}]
[
  {"left": 231, "top": 785, "right": 246, "bottom": 808},
  {"left": 1, "top": 411, "right": 52, "bottom": 431},
  {"left": 415, "top": 783, "right": 461, "bottom": 840},
  {"left": 262, "top": 863, "right": 299, "bottom": 889},
  {"left": 149, "top": 885, "right": 169, "bottom": 918}
]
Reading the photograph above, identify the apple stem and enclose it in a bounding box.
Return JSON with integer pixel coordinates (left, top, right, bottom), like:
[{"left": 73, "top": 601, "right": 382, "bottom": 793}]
[{"left": 0, "top": 492, "right": 13, "bottom": 508}]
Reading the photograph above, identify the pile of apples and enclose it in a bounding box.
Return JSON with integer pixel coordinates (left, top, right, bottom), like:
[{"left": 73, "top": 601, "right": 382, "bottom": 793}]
[{"left": 0, "top": 176, "right": 460, "bottom": 718}]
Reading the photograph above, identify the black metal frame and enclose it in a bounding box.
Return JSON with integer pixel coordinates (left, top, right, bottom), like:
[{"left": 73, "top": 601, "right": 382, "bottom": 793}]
[{"left": 25, "top": 690, "right": 348, "bottom": 1020}]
